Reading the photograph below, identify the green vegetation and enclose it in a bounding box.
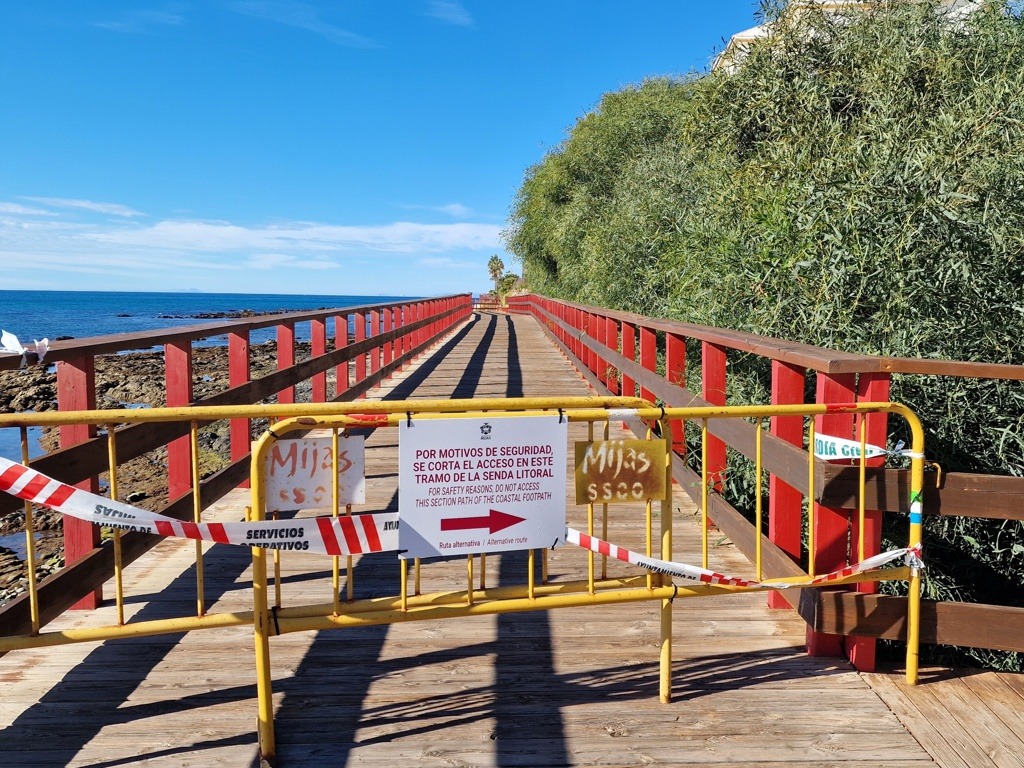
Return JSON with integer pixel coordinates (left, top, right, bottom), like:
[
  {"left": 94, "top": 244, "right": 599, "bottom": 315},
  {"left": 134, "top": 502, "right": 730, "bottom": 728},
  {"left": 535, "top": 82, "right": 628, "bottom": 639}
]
[{"left": 506, "top": 0, "right": 1024, "bottom": 668}]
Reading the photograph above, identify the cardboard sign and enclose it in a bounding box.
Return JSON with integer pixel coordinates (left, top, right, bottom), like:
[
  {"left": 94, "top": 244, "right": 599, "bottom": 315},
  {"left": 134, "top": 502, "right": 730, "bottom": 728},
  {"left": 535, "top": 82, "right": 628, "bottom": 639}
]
[
  {"left": 574, "top": 438, "right": 667, "bottom": 504},
  {"left": 398, "top": 414, "right": 567, "bottom": 558},
  {"left": 265, "top": 436, "right": 365, "bottom": 511}
]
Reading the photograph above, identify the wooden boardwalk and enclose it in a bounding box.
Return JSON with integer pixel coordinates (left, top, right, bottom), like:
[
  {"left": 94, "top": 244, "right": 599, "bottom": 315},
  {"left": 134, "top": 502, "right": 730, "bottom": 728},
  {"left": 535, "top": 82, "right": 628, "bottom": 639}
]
[{"left": 1, "top": 311, "right": 1021, "bottom": 767}]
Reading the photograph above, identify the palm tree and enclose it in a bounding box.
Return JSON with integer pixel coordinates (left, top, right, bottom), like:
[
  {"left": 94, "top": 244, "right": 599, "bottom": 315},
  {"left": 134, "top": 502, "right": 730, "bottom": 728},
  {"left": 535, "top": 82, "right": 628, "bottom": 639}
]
[{"left": 487, "top": 255, "right": 504, "bottom": 295}]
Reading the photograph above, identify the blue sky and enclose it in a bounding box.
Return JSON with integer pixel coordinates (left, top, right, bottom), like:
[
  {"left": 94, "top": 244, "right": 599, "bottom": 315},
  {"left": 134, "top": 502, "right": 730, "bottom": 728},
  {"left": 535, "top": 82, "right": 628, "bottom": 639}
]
[{"left": 1, "top": 1, "right": 761, "bottom": 297}]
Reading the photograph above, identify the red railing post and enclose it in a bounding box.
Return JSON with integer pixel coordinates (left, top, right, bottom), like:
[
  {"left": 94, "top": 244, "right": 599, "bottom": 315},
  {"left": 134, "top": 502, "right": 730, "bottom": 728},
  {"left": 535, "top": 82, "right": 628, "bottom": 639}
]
[
  {"left": 594, "top": 313, "right": 608, "bottom": 387},
  {"left": 639, "top": 325, "right": 657, "bottom": 404},
  {"left": 383, "top": 306, "right": 393, "bottom": 372},
  {"left": 165, "top": 341, "right": 194, "bottom": 501},
  {"left": 334, "top": 314, "right": 349, "bottom": 399},
  {"left": 57, "top": 356, "right": 101, "bottom": 609},
  {"left": 621, "top": 322, "right": 636, "bottom": 398},
  {"left": 605, "top": 316, "right": 619, "bottom": 395},
  {"left": 768, "top": 360, "right": 805, "bottom": 609},
  {"left": 403, "top": 306, "right": 411, "bottom": 360},
  {"left": 369, "top": 310, "right": 381, "bottom": 377},
  {"left": 311, "top": 318, "right": 327, "bottom": 403},
  {"left": 574, "top": 306, "right": 584, "bottom": 363},
  {"left": 666, "top": 333, "right": 686, "bottom": 454},
  {"left": 701, "top": 342, "right": 728, "bottom": 493},
  {"left": 807, "top": 371, "right": 857, "bottom": 657},
  {"left": 354, "top": 311, "right": 367, "bottom": 393},
  {"left": 846, "top": 371, "right": 891, "bottom": 670},
  {"left": 228, "top": 331, "right": 251, "bottom": 484},
  {"left": 276, "top": 322, "right": 295, "bottom": 405}
]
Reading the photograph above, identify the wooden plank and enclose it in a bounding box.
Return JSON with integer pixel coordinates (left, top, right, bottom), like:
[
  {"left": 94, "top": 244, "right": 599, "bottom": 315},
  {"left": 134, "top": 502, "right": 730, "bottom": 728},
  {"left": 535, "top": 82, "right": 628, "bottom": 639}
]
[
  {"left": 820, "top": 467, "right": 1024, "bottom": 521},
  {"left": 865, "top": 671, "right": 973, "bottom": 768}
]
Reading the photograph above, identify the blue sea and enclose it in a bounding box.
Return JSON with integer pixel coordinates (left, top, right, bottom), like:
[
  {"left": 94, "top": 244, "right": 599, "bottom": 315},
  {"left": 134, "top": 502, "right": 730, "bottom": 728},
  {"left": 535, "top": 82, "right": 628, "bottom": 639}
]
[
  {"left": 0, "top": 290, "right": 417, "bottom": 347},
  {"left": 0, "top": 290, "right": 419, "bottom": 462}
]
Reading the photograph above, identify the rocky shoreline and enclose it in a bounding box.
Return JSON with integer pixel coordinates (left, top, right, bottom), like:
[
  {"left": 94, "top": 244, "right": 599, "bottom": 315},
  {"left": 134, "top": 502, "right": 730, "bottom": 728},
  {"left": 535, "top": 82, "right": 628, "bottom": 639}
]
[{"left": 0, "top": 340, "right": 316, "bottom": 603}]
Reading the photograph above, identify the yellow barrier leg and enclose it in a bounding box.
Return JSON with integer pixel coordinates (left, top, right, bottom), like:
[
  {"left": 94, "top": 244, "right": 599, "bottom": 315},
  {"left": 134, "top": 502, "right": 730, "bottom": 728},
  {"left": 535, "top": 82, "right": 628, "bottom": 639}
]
[
  {"left": 659, "top": 417, "right": 673, "bottom": 703},
  {"left": 907, "top": 568, "right": 922, "bottom": 685},
  {"left": 660, "top": 597, "right": 672, "bottom": 703},
  {"left": 903, "top": 407, "right": 926, "bottom": 686},
  {"left": 249, "top": 511, "right": 276, "bottom": 761}
]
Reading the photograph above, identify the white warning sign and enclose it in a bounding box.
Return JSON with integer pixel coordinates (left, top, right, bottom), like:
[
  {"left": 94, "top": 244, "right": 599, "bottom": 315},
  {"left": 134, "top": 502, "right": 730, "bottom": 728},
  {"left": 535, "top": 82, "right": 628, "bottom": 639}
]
[
  {"left": 265, "top": 436, "right": 365, "bottom": 511},
  {"left": 398, "top": 414, "right": 567, "bottom": 559}
]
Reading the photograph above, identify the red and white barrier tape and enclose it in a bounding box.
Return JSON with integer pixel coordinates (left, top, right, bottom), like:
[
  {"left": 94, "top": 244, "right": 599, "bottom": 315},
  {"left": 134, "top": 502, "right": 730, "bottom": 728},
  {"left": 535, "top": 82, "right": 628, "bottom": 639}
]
[
  {"left": 1, "top": 456, "right": 922, "bottom": 578},
  {"left": 0, "top": 457, "right": 398, "bottom": 556},
  {"left": 565, "top": 527, "right": 921, "bottom": 590}
]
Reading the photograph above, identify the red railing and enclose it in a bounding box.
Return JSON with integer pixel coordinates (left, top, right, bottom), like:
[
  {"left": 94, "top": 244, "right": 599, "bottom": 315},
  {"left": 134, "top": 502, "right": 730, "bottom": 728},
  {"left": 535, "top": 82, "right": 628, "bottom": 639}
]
[
  {"left": 508, "top": 293, "right": 1024, "bottom": 670},
  {"left": 0, "top": 294, "right": 471, "bottom": 629}
]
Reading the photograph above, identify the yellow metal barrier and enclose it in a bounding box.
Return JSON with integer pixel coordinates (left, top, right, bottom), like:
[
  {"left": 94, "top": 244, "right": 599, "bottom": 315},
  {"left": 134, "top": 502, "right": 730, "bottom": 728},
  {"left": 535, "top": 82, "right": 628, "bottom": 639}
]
[{"left": 0, "top": 397, "right": 925, "bottom": 765}]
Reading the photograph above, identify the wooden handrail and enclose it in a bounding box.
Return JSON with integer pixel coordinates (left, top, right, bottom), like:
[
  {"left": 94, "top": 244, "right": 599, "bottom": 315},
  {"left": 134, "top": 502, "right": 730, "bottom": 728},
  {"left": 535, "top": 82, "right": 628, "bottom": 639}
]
[
  {"left": 514, "top": 294, "right": 1024, "bottom": 381},
  {"left": 0, "top": 296, "right": 464, "bottom": 372}
]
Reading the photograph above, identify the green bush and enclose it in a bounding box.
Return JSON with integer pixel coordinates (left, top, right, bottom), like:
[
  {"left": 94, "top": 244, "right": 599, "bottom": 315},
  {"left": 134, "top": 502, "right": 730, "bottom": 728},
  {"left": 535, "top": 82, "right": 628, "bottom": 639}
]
[{"left": 506, "top": 0, "right": 1024, "bottom": 669}]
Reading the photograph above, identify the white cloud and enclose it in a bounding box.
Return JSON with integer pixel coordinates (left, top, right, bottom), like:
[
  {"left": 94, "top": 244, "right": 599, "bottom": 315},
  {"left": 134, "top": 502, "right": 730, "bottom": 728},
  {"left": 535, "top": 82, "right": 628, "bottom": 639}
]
[
  {"left": 247, "top": 253, "right": 340, "bottom": 270},
  {"left": 419, "top": 256, "right": 478, "bottom": 269},
  {"left": 85, "top": 219, "right": 502, "bottom": 253},
  {"left": 0, "top": 202, "right": 51, "bottom": 216},
  {"left": 229, "top": 1, "right": 375, "bottom": 47},
  {"left": 439, "top": 203, "right": 472, "bottom": 218},
  {"left": 403, "top": 202, "right": 474, "bottom": 218},
  {"left": 427, "top": 1, "right": 473, "bottom": 27},
  {"left": 24, "top": 197, "right": 145, "bottom": 218},
  {"left": 0, "top": 204, "right": 502, "bottom": 294},
  {"left": 95, "top": 9, "right": 184, "bottom": 33}
]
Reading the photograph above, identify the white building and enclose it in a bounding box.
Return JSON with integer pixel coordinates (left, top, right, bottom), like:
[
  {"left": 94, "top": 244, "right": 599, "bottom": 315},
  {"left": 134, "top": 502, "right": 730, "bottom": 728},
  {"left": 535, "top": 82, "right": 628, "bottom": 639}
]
[{"left": 713, "top": 0, "right": 985, "bottom": 73}]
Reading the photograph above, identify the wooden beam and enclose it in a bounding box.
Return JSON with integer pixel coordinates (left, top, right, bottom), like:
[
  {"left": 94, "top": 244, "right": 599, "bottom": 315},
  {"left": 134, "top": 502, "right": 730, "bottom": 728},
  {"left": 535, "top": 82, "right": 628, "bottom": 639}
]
[
  {"left": 810, "top": 593, "right": 1024, "bottom": 653},
  {"left": 819, "top": 467, "right": 1024, "bottom": 521}
]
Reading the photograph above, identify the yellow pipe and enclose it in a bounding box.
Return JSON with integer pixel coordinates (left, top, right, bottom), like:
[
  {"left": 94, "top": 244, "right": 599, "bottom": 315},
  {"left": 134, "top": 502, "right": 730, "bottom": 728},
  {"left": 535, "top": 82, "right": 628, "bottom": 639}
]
[
  {"left": 528, "top": 549, "right": 535, "bottom": 600},
  {"left": 891, "top": 403, "right": 926, "bottom": 686},
  {"left": 659, "top": 416, "right": 673, "bottom": 704},
  {"left": 808, "top": 419, "right": 816, "bottom": 579},
  {"left": 755, "top": 419, "right": 763, "bottom": 581},
  {"left": 332, "top": 428, "right": 341, "bottom": 616},
  {"left": 601, "top": 419, "right": 610, "bottom": 581},
  {"left": 274, "top": 585, "right": 685, "bottom": 634},
  {"left": 190, "top": 422, "right": 206, "bottom": 617},
  {"left": 106, "top": 424, "right": 125, "bottom": 627},
  {"left": 248, "top": 436, "right": 276, "bottom": 763},
  {"left": 0, "top": 610, "right": 256, "bottom": 652},
  {"left": 0, "top": 395, "right": 654, "bottom": 428},
  {"left": 858, "top": 416, "right": 867, "bottom": 563},
  {"left": 400, "top": 558, "right": 409, "bottom": 612},
  {"left": 19, "top": 428, "right": 40, "bottom": 634},
  {"left": 1, "top": 398, "right": 922, "bottom": 431},
  {"left": 701, "top": 418, "right": 709, "bottom": 570},
  {"left": 586, "top": 420, "right": 595, "bottom": 595}
]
